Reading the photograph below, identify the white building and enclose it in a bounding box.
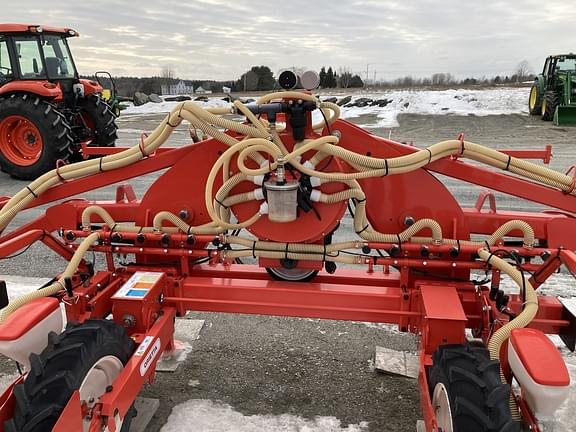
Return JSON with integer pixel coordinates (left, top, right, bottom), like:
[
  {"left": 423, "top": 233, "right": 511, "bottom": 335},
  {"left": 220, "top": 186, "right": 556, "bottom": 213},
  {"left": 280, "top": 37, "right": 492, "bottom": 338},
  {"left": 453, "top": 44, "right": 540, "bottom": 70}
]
[
  {"left": 161, "top": 80, "right": 194, "bottom": 95},
  {"left": 195, "top": 86, "right": 212, "bottom": 95}
]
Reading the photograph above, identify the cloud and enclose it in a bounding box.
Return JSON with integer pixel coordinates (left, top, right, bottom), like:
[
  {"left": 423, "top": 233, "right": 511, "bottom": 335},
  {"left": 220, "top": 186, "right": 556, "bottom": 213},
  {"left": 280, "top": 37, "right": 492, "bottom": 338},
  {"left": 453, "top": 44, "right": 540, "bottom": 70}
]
[{"left": 4, "top": 0, "right": 576, "bottom": 80}]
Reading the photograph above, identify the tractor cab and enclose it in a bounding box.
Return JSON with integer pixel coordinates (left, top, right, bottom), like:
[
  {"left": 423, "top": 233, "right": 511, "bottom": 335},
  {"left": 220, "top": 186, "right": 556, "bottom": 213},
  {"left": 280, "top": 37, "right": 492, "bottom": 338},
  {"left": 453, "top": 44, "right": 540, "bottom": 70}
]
[
  {"left": 0, "top": 25, "right": 78, "bottom": 85},
  {"left": 542, "top": 54, "right": 576, "bottom": 84}
]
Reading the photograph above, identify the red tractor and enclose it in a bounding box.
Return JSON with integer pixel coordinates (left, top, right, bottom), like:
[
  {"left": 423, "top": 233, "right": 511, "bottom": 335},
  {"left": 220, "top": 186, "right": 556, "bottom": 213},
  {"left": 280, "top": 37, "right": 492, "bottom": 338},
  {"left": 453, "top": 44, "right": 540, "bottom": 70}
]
[{"left": 0, "top": 24, "right": 117, "bottom": 180}]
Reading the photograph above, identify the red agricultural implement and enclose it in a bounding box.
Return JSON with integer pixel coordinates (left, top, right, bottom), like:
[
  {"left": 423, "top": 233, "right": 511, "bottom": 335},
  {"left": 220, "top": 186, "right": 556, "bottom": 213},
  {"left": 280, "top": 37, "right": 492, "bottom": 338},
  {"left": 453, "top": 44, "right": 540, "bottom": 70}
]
[{"left": 0, "top": 75, "right": 575, "bottom": 431}]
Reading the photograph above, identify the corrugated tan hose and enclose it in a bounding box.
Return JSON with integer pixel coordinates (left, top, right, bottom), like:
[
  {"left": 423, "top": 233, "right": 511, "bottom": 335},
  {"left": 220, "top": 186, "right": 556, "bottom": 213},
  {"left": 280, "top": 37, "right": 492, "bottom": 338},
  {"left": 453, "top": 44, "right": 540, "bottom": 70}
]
[
  {"left": 479, "top": 248, "right": 538, "bottom": 420},
  {"left": 0, "top": 232, "right": 100, "bottom": 322},
  {"left": 0, "top": 89, "right": 550, "bottom": 396}
]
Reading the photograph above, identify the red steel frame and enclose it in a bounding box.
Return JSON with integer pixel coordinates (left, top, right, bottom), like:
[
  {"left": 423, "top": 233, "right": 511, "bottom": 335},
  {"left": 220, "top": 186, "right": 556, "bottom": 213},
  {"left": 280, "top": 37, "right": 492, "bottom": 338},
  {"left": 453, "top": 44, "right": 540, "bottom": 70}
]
[{"left": 0, "top": 116, "right": 574, "bottom": 432}]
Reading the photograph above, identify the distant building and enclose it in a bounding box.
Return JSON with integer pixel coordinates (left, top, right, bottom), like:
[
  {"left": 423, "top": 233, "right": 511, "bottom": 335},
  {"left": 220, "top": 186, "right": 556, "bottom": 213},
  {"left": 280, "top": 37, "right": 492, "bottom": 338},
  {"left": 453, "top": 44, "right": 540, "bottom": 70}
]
[
  {"left": 161, "top": 80, "right": 194, "bottom": 95},
  {"left": 222, "top": 86, "right": 231, "bottom": 94},
  {"left": 195, "top": 86, "right": 212, "bottom": 95}
]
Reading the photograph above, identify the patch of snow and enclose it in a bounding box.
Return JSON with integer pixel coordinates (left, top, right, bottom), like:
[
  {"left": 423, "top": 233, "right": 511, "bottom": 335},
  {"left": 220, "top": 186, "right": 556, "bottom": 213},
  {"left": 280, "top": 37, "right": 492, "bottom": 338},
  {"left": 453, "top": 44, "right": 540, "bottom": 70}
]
[
  {"left": 0, "top": 275, "right": 51, "bottom": 300},
  {"left": 499, "top": 272, "right": 576, "bottom": 299},
  {"left": 160, "top": 399, "right": 369, "bottom": 432},
  {"left": 122, "top": 98, "right": 232, "bottom": 115}
]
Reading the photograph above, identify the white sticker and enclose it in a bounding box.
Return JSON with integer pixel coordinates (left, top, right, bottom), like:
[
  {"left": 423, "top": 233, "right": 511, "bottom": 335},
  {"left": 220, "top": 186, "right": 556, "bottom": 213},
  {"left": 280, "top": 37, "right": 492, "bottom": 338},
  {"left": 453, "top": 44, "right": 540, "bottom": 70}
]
[
  {"left": 140, "top": 338, "right": 161, "bottom": 376},
  {"left": 134, "top": 336, "right": 154, "bottom": 357}
]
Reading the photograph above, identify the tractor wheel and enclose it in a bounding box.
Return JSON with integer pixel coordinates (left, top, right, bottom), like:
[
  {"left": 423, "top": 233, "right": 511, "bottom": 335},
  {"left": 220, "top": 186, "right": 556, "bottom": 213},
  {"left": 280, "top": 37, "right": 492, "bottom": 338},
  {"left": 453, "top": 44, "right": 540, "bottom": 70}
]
[
  {"left": 541, "top": 91, "right": 560, "bottom": 121},
  {"left": 428, "top": 344, "right": 519, "bottom": 432},
  {"left": 528, "top": 84, "right": 542, "bottom": 115},
  {"left": 4, "top": 319, "right": 136, "bottom": 432},
  {"left": 0, "top": 94, "right": 74, "bottom": 180},
  {"left": 77, "top": 94, "right": 118, "bottom": 148}
]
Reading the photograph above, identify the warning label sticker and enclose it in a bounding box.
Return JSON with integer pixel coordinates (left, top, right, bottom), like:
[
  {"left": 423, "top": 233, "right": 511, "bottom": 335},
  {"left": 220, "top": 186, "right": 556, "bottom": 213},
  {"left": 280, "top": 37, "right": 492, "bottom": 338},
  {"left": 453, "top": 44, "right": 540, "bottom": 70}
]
[{"left": 113, "top": 272, "right": 162, "bottom": 299}]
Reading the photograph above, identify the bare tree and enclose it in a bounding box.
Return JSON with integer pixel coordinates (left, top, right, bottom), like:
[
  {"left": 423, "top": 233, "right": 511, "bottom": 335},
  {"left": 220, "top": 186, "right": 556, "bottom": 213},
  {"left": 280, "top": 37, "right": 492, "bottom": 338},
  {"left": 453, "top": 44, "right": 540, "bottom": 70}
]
[
  {"left": 338, "top": 67, "right": 353, "bottom": 88},
  {"left": 161, "top": 65, "right": 176, "bottom": 83},
  {"left": 515, "top": 60, "right": 532, "bottom": 82}
]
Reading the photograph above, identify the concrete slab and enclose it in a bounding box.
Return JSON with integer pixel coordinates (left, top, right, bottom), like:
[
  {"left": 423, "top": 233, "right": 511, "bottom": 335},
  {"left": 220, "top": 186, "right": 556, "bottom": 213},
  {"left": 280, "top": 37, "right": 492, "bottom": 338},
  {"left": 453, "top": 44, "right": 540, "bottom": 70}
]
[
  {"left": 374, "top": 346, "right": 419, "bottom": 379},
  {"left": 174, "top": 317, "right": 204, "bottom": 343},
  {"left": 129, "top": 397, "right": 160, "bottom": 432}
]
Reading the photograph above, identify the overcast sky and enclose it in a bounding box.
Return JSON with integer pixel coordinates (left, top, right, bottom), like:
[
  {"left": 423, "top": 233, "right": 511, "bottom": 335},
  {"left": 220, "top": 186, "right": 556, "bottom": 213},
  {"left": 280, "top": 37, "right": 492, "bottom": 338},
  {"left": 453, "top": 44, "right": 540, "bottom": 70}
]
[{"left": 6, "top": 0, "right": 576, "bottom": 82}]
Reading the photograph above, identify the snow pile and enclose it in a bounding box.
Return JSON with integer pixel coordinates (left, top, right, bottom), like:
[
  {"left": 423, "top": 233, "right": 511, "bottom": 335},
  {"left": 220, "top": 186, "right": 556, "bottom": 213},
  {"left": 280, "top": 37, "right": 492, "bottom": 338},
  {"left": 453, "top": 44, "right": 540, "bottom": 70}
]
[
  {"left": 160, "top": 399, "right": 369, "bottom": 432},
  {"left": 121, "top": 87, "right": 530, "bottom": 128},
  {"left": 338, "top": 88, "right": 529, "bottom": 128}
]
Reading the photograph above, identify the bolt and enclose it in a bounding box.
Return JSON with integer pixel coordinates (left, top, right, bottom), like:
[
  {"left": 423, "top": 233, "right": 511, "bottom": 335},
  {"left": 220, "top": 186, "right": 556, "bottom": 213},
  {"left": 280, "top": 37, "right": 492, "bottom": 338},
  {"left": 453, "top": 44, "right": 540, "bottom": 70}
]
[
  {"left": 122, "top": 315, "right": 136, "bottom": 328},
  {"left": 178, "top": 209, "right": 189, "bottom": 220},
  {"left": 403, "top": 216, "right": 415, "bottom": 226}
]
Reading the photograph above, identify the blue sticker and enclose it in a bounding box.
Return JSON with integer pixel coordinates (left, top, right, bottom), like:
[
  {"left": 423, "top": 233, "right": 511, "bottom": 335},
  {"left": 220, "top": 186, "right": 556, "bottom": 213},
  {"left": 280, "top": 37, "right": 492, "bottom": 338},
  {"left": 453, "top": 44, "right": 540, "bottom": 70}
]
[{"left": 126, "top": 289, "right": 148, "bottom": 298}]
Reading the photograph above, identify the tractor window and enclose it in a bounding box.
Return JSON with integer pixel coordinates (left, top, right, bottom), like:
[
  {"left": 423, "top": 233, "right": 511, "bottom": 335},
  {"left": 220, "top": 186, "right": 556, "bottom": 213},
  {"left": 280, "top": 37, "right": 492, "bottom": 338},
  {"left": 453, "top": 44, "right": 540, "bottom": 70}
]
[
  {"left": 41, "top": 35, "right": 75, "bottom": 79},
  {"left": 0, "top": 39, "right": 12, "bottom": 82},
  {"left": 13, "top": 37, "right": 45, "bottom": 79},
  {"left": 543, "top": 59, "right": 550, "bottom": 75},
  {"left": 557, "top": 58, "right": 576, "bottom": 71}
]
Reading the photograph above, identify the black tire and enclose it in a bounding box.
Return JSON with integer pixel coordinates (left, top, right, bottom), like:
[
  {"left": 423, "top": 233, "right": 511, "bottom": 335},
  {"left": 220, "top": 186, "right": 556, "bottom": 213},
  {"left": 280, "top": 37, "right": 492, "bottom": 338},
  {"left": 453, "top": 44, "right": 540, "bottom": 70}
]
[
  {"left": 5, "top": 319, "right": 136, "bottom": 432},
  {"left": 0, "top": 94, "right": 74, "bottom": 180},
  {"left": 265, "top": 267, "right": 318, "bottom": 282},
  {"left": 428, "top": 344, "right": 519, "bottom": 432},
  {"left": 77, "top": 94, "right": 118, "bottom": 148},
  {"left": 528, "top": 84, "right": 542, "bottom": 115},
  {"left": 541, "top": 91, "right": 560, "bottom": 121}
]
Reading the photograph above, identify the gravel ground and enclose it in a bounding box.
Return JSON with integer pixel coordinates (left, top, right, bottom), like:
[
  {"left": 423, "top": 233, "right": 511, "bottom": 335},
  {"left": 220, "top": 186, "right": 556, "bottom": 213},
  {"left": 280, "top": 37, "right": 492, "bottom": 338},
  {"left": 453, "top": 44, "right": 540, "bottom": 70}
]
[{"left": 1, "top": 111, "right": 576, "bottom": 431}]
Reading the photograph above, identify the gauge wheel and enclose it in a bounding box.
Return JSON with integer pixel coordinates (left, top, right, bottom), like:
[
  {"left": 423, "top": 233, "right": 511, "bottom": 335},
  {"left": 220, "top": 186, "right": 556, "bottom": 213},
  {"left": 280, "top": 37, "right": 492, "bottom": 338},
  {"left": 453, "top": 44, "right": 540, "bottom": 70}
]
[
  {"left": 4, "top": 319, "right": 136, "bottom": 432},
  {"left": 428, "top": 343, "right": 519, "bottom": 432},
  {"left": 266, "top": 267, "right": 318, "bottom": 282}
]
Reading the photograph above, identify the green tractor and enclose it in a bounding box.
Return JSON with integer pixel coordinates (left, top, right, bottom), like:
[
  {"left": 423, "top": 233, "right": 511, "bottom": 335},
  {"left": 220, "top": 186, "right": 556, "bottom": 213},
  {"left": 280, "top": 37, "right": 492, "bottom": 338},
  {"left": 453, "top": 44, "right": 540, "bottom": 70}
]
[{"left": 529, "top": 54, "right": 576, "bottom": 125}]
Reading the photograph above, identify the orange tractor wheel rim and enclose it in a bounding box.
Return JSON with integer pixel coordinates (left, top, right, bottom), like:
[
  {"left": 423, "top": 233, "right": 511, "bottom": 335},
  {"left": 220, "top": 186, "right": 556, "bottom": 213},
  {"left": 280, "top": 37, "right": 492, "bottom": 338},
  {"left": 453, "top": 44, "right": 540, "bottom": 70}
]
[{"left": 0, "top": 115, "right": 43, "bottom": 166}]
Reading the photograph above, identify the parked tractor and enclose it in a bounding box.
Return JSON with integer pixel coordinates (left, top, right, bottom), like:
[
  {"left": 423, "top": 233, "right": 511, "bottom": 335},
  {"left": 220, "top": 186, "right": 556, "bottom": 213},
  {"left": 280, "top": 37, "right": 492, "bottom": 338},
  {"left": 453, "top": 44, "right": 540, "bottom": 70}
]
[
  {"left": 0, "top": 24, "right": 118, "bottom": 180},
  {"left": 529, "top": 54, "right": 576, "bottom": 125}
]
